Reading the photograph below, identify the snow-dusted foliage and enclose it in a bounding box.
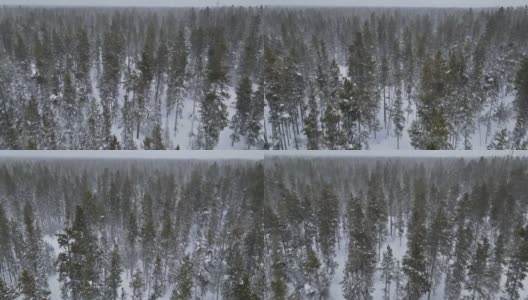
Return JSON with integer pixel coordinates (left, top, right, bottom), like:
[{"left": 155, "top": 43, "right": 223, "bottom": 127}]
[
  {"left": 264, "top": 155, "right": 528, "bottom": 299},
  {"left": 1, "top": 6, "right": 528, "bottom": 150},
  {"left": 1, "top": 155, "right": 528, "bottom": 299},
  {"left": 0, "top": 158, "right": 263, "bottom": 299}
]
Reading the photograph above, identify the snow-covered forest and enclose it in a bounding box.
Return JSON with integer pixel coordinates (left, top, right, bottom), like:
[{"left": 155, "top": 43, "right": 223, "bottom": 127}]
[
  {"left": 1, "top": 154, "right": 528, "bottom": 299},
  {"left": 264, "top": 156, "right": 528, "bottom": 299},
  {"left": 1, "top": 6, "right": 528, "bottom": 150},
  {"left": 0, "top": 158, "right": 263, "bottom": 299}
]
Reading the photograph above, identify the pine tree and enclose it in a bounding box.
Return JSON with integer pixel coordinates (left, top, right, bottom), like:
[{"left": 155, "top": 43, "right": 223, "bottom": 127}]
[
  {"left": 271, "top": 235, "right": 287, "bottom": 300},
  {"left": 323, "top": 104, "right": 341, "bottom": 149},
  {"left": 0, "top": 202, "right": 12, "bottom": 276},
  {"left": 126, "top": 209, "right": 139, "bottom": 270},
  {"left": 444, "top": 196, "right": 473, "bottom": 300},
  {"left": 342, "top": 198, "right": 375, "bottom": 300},
  {"left": 317, "top": 185, "right": 339, "bottom": 270},
  {"left": 104, "top": 246, "right": 123, "bottom": 300},
  {"left": 380, "top": 245, "right": 395, "bottom": 300},
  {"left": 489, "top": 234, "right": 505, "bottom": 296},
  {"left": 304, "top": 86, "right": 320, "bottom": 150},
  {"left": 425, "top": 198, "right": 449, "bottom": 298},
  {"left": 152, "top": 30, "right": 168, "bottom": 129},
  {"left": 83, "top": 97, "right": 103, "bottom": 149},
  {"left": 150, "top": 255, "right": 165, "bottom": 300},
  {"left": 366, "top": 172, "right": 387, "bottom": 260},
  {"left": 303, "top": 247, "right": 327, "bottom": 299},
  {"left": 340, "top": 30, "right": 379, "bottom": 149},
  {"left": 22, "top": 203, "right": 49, "bottom": 292},
  {"left": 130, "top": 269, "right": 144, "bottom": 300},
  {"left": 281, "top": 47, "right": 305, "bottom": 150},
  {"left": 40, "top": 104, "right": 58, "bottom": 150},
  {"left": 239, "top": 14, "right": 260, "bottom": 80},
  {"left": 76, "top": 28, "right": 91, "bottom": 84},
  {"left": 246, "top": 82, "right": 264, "bottom": 149},
  {"left": 18, "top": 270, "right": 50, "bottom": 300},
  {"left": 134, "top": 22, "right": 156, "bottom": 139},
  {"left": 392, "top": 86, "right": 405, "bottom": 149},
  {"left": 223, "top": 248, "right": 258, "bottom": 300},
  {"left": 512, "top": 58, "right": 528, "bottom": 149},
  {"left": 100, "top": 22, "right": 123, "bottom": 121},
  {"left": 62, "top": 71, "right": 79, "bottom": 148},
  {"left": 230, "top": 76, "right": 253, "bottom": 146},
  {"left": 121, "top": 94, "right": 137, "bottom": 150},
  {"left": 108, "top": 135, "right": 122, "bottom": 150},
  {"left": 23, "top": 96, "right": 40, "bottom": 149},
  {"left": 402, "top": 178, "right": 430, "bottom": 299},
  {"left": 56, "top": 206, "right": 101, "bottom": 300},
  {"left": 264, "top": 45, "right": 285, "bottom": 150},
  {"left": 160, "top": 209, "right": 175, "bottom": 269},
  {"left": 488, "top": 128, "right": 511, "bottom": 150},
  {"left": 171, "top": 255, "right": 193, "bottom": 300},
  {"left": 147, "top": 124, "right": 165, "bottom": 150},
  {"left": 167, "top": 30, "right": 187, "bottom": 132},
  {"left": 409, "top": 53, "right": 450, "bottom": 150},
  {"left": 504, "top": 225, "right": 528, "bottom": 300},
  {"left": 201, "top": 28, "right": 229, "bottom": 150},
  {"left": 141, "top": 195, "right": 156, "bottom": 282},
  {"left": 394, "top": 260, "right": 403, "bottom": 300},
  {"left": 466, "top": 238, "right": 492, "bottom": 299}
]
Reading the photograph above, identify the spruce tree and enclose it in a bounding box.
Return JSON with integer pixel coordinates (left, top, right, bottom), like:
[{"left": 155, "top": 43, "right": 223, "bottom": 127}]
[
  {"left": 323, "top": 104, "right": 341, "bottom": 149},
  {"left": 466, "top": 238, "right": 492, "bottom": 299},
  {"left": 246, "top": 82, "right": 264, "bottom": 149},
  {"left": 57, "top": 206, "right": 101, "bottom": 300},
  {"left": 489, "top": 234, "right": 505, "bottom": 295},
  {"left": 223, "top": 248, "right": 258, "bottom": 300},
  {"left": 171, "top": 255, "right": 193, "bottom": 300},
  {"left": 444, "top": 195, "right": 473, "bottom": 300},
  {"left": 488, "top": 128, "right": 511, "bottom": 150},
  {"left": 230, "top": 76, "right": 253, "bottom": 146},
  {"left": 150, "top": 255, "right": 165, "bottom": 300},
  {"left": 409, "top": 53, "right": 450, "bottom": 150},
  {"left": 201, "top": 28, "right": 229, "bottom": 150},
  {"left": 340, "top": 30, "right": 379, "bottom": 149},
  {"left": 23, "top": 96, "right": 40, "bottom": 150},
  {"left": 104, "top": 246, "right": 123, "bottom": 300},
  {"left": 143, "top": 125, "right": 165, "bottom": 150},
  {"left": 130, "top": 269, "right": 144, "bottom": 300},
  {"left": 504, "top": 225, "right": 528, "bottom": 300},
  {"left": 512, "top": 58, "right": 528, "bottom": 149},
  {"left": 402, "top": 178, "right": 430, "bottom": 299},
  {"left": 366, "top": 172, "right": 387, "bottom": 260},
  {"left": 392, "top": 86, "right": 405, "bottom": 149},
  {"left": 18, "top": 270, "right": 50, "bottom": 300},
  {"left": 380, "top": 245, "right": 395, "bottom": 300},
  {"left": 303, "top": 247, "right": 327, "bottom": 299},
  {"left": 167, "top": 30, "right": 187, "bottom": 132},
  {"left": 22, "top": 203, "right": 49, "bottom": 292},
  {"left": 271, "top": 235, "right": 287, "bottom": 300},
  {"left": 342, "top": 198, "right": 375, "bottom": 300},
  {"left": 317, "top": 185, "right": 339, "bottom": 270},
  {"left": 264, "top": 45, "right": 285, "bottom": 150},
  {"left": 108, "top": 136, "right": 122, "bottom": 150},
  {"left": 304, "top": 86, "right": 320, "bottom": 150}
]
